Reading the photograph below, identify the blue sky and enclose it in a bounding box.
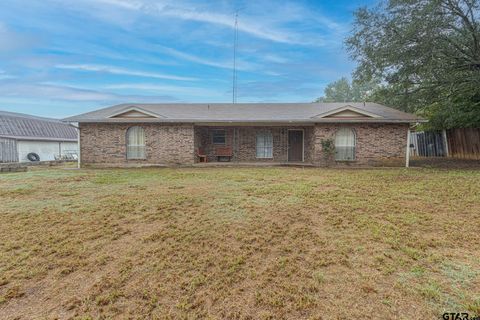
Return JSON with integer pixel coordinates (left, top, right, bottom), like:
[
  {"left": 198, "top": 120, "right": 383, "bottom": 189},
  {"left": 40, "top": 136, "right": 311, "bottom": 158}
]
[{"left": 0, "top": 0, "right": 375, "bottom": 118}]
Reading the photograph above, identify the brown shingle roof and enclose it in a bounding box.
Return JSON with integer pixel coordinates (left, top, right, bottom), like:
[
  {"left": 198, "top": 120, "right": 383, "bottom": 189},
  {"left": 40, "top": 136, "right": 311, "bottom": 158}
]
[{"left": 63, "top": 102, "right": 425, "bottom": 124}]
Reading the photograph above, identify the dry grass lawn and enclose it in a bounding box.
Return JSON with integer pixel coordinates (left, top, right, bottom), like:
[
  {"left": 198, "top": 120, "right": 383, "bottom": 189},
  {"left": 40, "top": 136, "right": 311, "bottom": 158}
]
[{"left": 0, "top": 166, "right": 479, "bottom": 319}]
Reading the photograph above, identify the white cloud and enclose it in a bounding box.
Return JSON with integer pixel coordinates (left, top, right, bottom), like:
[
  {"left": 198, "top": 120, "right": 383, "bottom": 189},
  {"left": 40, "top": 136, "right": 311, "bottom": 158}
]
[
  {"left": 87, "top": 0, "right": 333, "bottom": 45},
  {"left": 262, "top": 54, "right": 289, "bottom": 64},
  {"left": 105, "top": 82, "right": 224, "bottom": 95},
  {"left": 0, "top": 82, "right": 177, "bottom": 102},
  {"left": 55, "top": 64, "right": 196, "bottom": 81},
  {"left": 263, "top": 71, "right": 283, "bottom": 76},
  {"left": 49, "top": 45, "right": 178, "bottom": 67},
  {"left": 92, "top": 0, "right": 142, "bottom": 10},
  {"left": 156, "top": 46, "right": 232, "bottom": 69},
  {"left": 0, "top": 69, "right": 15, "bottom": 80},
  {"left": 0, "top": 83, "right": 117, "bottom": 101},
  {"left": 0, "top": 22, "right": 39, "bottom": 52},
  {"left": 155, "top": 45, "right": 258, "bottom": 71},
  {"left": 158, "top": 7, "right": 305, "bottom": 44}
]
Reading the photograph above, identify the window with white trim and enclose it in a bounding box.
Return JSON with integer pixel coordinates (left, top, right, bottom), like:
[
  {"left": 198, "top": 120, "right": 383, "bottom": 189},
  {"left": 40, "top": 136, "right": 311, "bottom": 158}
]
[
  {"left": 126, "top": 126, "right": 146, "bottom": 159},
  {"left": 256, "top": 131, "right": 273, "bottom": 158},
  {"left": 335, "top": 128, "right": 356, "bottom": 161}
]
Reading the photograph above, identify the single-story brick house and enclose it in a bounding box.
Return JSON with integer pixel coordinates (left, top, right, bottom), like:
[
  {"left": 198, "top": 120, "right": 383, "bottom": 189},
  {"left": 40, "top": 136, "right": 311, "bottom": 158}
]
[{"left": 64, "top": 102, "right": 425, "bottom": 167}]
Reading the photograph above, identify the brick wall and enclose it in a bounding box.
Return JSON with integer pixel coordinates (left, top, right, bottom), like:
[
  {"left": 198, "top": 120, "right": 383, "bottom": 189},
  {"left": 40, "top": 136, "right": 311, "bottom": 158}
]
[
  {"left": 79, "top": 123, "right": 408, "bottom": 167},
  {"left": 311, "top": 123, "right": 409, "bottom": 166},
  {"left": 79, "top": 123, "right": 194, "bottom": 166},
  {"left": 194, "top": 126, "right": 314, "bottom": 162}
]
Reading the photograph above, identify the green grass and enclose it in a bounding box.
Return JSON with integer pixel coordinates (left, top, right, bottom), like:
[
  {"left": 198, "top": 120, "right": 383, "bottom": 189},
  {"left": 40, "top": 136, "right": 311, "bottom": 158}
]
[{"left": 0, "top": 166, "right": 479, "bottom": 319}]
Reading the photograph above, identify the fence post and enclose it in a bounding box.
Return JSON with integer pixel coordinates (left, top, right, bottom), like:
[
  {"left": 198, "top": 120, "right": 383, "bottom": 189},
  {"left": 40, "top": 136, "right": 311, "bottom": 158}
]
[
  {"left": 406, "top": 129, "right": 411, "bottom": 168},
  {"left": 442, "top": 130, "right": 449, "bottom": 157}
]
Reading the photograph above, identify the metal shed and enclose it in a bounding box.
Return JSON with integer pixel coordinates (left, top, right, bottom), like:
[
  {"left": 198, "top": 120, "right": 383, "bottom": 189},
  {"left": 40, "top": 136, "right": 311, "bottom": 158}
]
[{"left": 0, "top": 111, "right": 78, "bottom": 163}]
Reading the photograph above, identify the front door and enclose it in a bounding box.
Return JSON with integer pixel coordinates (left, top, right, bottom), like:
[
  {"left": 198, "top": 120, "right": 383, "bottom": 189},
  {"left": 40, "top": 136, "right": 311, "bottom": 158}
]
[{"left": 288, "top": 130, "right": 303, "bottom": 162}]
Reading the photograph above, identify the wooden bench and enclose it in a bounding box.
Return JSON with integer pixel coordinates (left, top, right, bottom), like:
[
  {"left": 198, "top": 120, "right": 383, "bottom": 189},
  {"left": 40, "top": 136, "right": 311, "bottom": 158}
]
[
  {"left": 215, "top": 146, "right": 233, "bottom": 162},
  {"left": 196, "top": 148, "right": 207, "bottom": 163}
]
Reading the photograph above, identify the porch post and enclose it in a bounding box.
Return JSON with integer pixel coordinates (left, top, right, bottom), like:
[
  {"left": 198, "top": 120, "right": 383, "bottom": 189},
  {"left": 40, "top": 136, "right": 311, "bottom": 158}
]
[
  {"left": 233, "top": 127, "right": 237, "bottom": 162},
  {"left": 405, "top": 128, "right": 411, "bottom": 168},
  {"left": 77, "top": 124, "right": 81, "bottom": 169}
]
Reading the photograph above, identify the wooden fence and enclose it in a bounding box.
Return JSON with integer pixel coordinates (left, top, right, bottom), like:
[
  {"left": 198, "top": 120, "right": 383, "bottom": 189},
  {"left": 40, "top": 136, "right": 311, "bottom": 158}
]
[
  {"left": 0, "top": 137, "right": 18, "bottom": 163},
  {"left": 446, "top": 128, "right": 480, "bottom": 159}
]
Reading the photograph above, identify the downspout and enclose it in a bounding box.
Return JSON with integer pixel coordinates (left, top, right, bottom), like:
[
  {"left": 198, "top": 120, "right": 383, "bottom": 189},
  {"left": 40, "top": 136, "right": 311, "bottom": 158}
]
[{"left": 77, "top": 126, "right": 81, "bottom": 169}]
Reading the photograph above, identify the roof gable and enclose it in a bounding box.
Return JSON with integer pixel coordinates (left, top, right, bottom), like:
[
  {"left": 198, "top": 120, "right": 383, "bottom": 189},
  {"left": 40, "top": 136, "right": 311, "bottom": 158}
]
[
  {"left": 108, "top": 107, "right": 165, "bottom": 119},
  {"left": 311, "top": 105, "right": 383, "bottom": 119}
]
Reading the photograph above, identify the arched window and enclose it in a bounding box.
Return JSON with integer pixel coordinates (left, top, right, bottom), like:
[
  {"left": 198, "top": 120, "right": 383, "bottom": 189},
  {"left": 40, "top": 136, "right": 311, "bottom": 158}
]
[
  {"left": 126, "top": 126, "right": 146, "bottom": 159},
  {"left": 335, "top": 128, "right": 356, "bottom": 161}
]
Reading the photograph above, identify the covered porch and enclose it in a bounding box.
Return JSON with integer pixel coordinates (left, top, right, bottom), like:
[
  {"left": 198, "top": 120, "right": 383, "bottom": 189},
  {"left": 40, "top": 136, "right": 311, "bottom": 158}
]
[{"left": 193, "top": 125, "right": 315, "bottom": 164}]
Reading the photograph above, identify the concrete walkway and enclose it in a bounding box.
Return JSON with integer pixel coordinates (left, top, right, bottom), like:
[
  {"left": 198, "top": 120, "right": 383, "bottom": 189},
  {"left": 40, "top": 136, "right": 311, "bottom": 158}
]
[{"left": 193, "top": 161, "right": 315, "bottom": 167}]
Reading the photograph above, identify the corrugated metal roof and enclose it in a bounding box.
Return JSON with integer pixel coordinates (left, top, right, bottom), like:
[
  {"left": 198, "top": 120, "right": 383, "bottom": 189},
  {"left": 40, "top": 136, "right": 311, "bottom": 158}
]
[
  {"left": 63, "top": 102, "right": 425, "bottom": 123},
  {"left": 0, "top": 111, "right": 78, "bottom": 141}
]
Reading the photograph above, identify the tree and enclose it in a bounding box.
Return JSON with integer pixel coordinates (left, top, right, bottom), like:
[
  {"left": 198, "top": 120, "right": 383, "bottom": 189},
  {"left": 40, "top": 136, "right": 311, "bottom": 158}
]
[
  {"left": 315, "top": 77, "right": 377, "bottom": 102},
  {"left": 345, "top": 0, "right": 480, "bottom": 129}
]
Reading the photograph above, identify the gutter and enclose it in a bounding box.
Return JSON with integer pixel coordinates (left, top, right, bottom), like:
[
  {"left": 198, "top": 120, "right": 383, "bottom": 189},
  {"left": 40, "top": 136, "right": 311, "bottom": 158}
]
[
  {"left": 0, "top": 135, "right": 77, "bottom": 142},
  {"left": 63, "top": 119, "right": 428, "bottom": 124}
]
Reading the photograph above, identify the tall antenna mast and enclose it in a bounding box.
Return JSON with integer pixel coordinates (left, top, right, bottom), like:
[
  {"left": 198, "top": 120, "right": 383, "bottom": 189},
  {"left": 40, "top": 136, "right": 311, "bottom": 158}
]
[{"left": 232, "top": 11, "right": 239, "bottom": 103}]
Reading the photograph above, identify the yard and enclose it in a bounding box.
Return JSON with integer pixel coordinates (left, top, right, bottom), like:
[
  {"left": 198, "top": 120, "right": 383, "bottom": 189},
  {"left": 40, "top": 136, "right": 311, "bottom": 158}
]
[{"left": 0, "top": 166, "right": 479, "bottom": 319}]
